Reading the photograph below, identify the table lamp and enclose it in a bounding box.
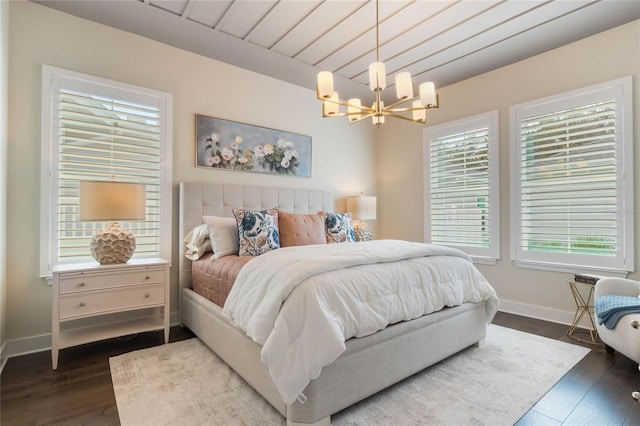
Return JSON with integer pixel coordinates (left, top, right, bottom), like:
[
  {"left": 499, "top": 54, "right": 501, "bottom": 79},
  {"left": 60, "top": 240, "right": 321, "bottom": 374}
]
[
  {"left": 346, "top": 194, "right": 377, "bottom": 241},
  {"left": 79, "top": 181, "right": 147, "bottom": 265}
]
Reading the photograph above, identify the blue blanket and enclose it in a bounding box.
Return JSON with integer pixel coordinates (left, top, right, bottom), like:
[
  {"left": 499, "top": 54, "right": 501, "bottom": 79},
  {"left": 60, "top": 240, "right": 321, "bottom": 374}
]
[{"left": 595, "top": 295, "right": 640, "bottom": 330}]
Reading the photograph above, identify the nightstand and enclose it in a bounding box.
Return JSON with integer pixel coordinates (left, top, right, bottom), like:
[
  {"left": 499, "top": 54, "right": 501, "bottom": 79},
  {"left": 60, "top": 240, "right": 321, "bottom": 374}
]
[{"left": 51, "top": 257, "right": 170, "bottom": 369}]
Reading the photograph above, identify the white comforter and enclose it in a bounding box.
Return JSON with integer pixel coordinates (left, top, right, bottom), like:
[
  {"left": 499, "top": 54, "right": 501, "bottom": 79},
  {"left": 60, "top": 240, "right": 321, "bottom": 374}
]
[{"left": 222, "top": 240, "right": 499, "bottom": 404}]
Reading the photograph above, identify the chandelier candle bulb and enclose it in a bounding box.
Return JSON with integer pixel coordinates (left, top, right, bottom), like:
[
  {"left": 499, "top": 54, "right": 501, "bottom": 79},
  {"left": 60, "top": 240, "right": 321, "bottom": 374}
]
[
  {"left": 395, "top": 72, "right": 413, "bottom": 99},
  {"left": 412, "top": 100, "right": 426, "bottom": 122},
  {"left": 323, "top": 92, "right": 340, "bottom": 116},
  {"left": 348, "top": 98, "right": 362, "bottom": 122},
  {"left": 420, "top": 82, "right": 436, "bottom": 106},
  {"left": 317, "top": 71, "right": 334, "bottom": 99},
  {"left": 369, "top": 62, "right": 386, "bottom": 91}
]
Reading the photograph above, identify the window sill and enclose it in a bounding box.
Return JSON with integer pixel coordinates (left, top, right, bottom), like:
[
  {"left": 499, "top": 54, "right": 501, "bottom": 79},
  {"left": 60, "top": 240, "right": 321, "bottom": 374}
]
[
  {"left": 471, "top": 256, "right": 498, "bottom": 266},
  {"left": 512, "top": 259, "right": 629, "bottom": 278}
]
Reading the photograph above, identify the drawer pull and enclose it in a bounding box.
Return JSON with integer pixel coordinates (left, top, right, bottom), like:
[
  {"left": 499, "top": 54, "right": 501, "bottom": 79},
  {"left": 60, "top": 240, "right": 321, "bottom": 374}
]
[
  {"left": 145, "top": 293, "right": 150, "bottom": 298},
  {"left": 145, "top": 276, "right": 150, "bottom": 280},
  {"left": 79, "top": 302, "right": 85, "bottom": 307},
  {"left": 79, "top": 283, "right": 85, "bottom": 287}
]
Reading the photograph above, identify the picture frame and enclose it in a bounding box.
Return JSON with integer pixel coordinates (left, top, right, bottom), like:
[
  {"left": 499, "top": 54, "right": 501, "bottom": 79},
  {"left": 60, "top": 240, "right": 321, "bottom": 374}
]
[{"left": 195, "top": 114, "right": 312, "bottom": 178}]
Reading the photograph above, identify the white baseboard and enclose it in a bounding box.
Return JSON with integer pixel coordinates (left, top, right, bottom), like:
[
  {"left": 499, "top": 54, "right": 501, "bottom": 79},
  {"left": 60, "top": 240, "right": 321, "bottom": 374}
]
[
  {"left": 498, "top": 298, "right": 596, "bottom": 329},
  {"left": 0, "top": 303, "right": 593, "bottom": 368},
  {"left": 1, "top": 310, "right": 182, "bottom": 365}
]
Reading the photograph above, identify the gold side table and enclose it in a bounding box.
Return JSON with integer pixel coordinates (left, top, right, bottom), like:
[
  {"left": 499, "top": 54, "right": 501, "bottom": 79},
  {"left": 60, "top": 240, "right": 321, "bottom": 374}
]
[{"left": 566, "top": 279, "right": 601, "bottom": 344}]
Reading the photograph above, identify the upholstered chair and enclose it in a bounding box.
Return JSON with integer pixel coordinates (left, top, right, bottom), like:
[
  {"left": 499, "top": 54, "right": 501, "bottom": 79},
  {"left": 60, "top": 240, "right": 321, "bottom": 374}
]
[
  {"left": 595, "top": 277, "right": 640, "bottom": 401},
  {"left": 594, "top": 277, "right": 640, "bottom": 364}
]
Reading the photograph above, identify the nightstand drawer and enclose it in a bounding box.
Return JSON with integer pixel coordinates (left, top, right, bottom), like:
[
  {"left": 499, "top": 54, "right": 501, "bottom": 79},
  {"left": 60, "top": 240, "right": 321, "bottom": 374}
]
[
  {"left": 58, "top": 284, "right": 165, "bottom": 320},
  {"left": 59, "top": 267, "right": 165, "bottom": 294}
]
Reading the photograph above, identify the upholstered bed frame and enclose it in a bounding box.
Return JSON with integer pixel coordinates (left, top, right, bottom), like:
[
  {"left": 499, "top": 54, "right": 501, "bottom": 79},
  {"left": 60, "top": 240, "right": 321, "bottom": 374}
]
[{"left": 178, "top": 182, "right": 488, "bottom": 425}]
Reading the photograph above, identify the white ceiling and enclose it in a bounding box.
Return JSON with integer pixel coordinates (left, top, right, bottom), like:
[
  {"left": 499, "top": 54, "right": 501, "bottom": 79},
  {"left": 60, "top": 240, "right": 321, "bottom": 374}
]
[{"left": 33, "top": 0, "right": 640, "bottom": 102}]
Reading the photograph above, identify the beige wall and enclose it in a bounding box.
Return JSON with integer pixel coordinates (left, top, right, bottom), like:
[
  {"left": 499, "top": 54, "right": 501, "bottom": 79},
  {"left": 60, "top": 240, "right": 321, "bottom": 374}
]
[
  {"left": 5, "top": 1, "right": 376, "bottom": 353},
  {"left": 1, "top": 0, "right": 9, "bottom": 367},
  {"left": 378, "top": 20, "right": 640, "bottom": 323}
]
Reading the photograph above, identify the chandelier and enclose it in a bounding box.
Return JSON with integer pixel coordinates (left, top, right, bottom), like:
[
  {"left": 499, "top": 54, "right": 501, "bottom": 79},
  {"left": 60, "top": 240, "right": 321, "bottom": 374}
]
[{"left": 316, "top": 0, "right": 439, "bottom": 126}]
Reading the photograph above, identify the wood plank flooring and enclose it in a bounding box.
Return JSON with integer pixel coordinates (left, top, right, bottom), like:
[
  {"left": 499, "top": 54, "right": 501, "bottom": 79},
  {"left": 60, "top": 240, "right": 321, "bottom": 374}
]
[{"left": 1, "top": 312, "right": 639, "bottom": 425}]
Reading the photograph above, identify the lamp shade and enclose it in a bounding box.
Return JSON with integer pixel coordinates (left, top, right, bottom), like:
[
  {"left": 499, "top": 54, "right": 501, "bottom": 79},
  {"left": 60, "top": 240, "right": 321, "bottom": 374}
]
[
  {"left": 79, "top": 181, "right": 146, "bottom": 221},
  {"left": 395, "top": 72, "right": 413, "bottom": 99},
  {"left": 419, "top": 82, "right": 436, "bottom": 106},
  {"left": 317, "top": 71, "right": 334, "bottom": 99},
  {"left": 346, "top": 195, "right": 377, "bottom": 221}
]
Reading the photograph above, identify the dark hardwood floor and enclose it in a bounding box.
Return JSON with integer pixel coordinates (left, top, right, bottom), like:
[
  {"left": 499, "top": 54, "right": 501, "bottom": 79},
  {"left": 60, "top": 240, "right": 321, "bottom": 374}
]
[{"left": 1, "top": 312, "right": 639, "bottom": 425}]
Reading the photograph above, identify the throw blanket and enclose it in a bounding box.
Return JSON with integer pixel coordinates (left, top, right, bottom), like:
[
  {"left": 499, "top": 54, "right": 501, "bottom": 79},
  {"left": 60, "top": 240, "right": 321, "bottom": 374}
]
[
  {"left": 223, "top": 240, "right": 500, "bottom": 404},
  {"left": 595, "top": 295, "right": 640, "bottom": 330}
]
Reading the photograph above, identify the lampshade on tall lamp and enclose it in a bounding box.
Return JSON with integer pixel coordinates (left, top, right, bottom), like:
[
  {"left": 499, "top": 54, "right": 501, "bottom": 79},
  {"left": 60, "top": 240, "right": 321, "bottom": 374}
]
[
  {"left": 346, "top": 194, "right": 377, "bottom": 242},
  {"left": 79, "top": 181, "right": 147, "bottom": 265}
]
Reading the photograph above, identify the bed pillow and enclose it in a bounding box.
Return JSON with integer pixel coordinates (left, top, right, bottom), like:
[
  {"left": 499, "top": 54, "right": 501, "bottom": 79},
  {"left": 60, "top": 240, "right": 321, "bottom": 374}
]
[
  {"left": 320, "top": 211, "right": 356, "bottom": 244},
  {"left": 233, "top": 208, "right": 280, "bottom": 256},
  {"left": 183, "top": 223, "right": 212, "bottom": 260},
  {"left": 202, "top": 215, "right": 239, "bottom": 259},
  {"left": 279, "top": 211, "right": 327, "bottom": 247}
]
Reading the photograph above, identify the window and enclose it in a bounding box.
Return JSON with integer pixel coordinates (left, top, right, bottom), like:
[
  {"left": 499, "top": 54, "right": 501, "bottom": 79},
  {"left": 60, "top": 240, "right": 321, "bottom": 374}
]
[
  {"left": 40, "top": 66, "right": 173, "bottom": 277},
  {"left": 510, "top": 77, "right": 633, "bottom": 275},
  {"left": 424, "top": 111, "right": 500, "bottom": 264}
]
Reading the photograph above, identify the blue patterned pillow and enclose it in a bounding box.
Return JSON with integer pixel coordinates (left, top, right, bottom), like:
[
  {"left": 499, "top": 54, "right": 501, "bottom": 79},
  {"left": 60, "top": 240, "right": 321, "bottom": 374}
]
[
  {"left": 233, "top": 208, "right": 280, "bottom": 256},
  {"left": 320, "top": 211, "right": 356, "bottom": 244}
]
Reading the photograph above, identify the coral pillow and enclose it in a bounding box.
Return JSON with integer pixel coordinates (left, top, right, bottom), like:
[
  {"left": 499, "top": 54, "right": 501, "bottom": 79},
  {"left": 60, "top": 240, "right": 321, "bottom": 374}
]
[
  {"left": 279, "top": 212, "right": 327, "bottom": 247},
  {"left": 233, "top": 208, "right": 280, "bottom": 256}
]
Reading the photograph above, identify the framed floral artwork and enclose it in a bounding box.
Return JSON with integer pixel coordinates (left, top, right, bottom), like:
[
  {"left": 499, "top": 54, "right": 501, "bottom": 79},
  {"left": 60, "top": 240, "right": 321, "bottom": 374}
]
[{"left": 195, "top": 114, "right": 312, "bottom": 177}]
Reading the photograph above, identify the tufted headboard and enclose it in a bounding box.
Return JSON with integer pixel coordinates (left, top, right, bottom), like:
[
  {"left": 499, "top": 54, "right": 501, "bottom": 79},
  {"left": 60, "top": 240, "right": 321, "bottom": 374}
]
[{"left": 178, "top": 182, "right": 334, "bottom": 295}]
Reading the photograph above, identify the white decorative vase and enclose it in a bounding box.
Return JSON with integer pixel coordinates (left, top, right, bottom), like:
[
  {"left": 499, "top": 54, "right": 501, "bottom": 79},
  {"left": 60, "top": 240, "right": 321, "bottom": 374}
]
[
  {"left": 354, "top": 222, "right": 373, "bottom": 242},
  {"left": 90, "top": 222, "right": 136, "bottom": 264}
]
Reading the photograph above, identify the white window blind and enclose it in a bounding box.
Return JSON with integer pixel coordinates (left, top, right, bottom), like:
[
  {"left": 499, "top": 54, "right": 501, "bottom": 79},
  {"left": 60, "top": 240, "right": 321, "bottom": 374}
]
[
  {"left": 519, "top": 101, "right": 617, "bottom": 255},
  {"left": 511, "top": 77, "right": 633, "bottom": 274},
  {"left": 41, "top": 66, "right": 173, "bottom": 277},
  {"left": 424, "top": 111, "right": 499, "bottom": 263}
]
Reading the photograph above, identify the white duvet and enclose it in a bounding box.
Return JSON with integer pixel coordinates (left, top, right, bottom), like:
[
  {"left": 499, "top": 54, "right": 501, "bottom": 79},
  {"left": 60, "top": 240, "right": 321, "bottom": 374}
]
[{"left": 222, "top": 240, "right": 499, "bottom": 405}]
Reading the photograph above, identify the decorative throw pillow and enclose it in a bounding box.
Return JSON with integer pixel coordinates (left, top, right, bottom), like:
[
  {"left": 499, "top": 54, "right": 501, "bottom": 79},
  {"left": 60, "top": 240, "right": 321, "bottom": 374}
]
[
  {"left": 233, "top": 208, "right": 280, "bottom": 256},
  {"left": 202, "top": 215, "right": 240, "bottom": 259},
  {"left": 278, "top": 211, "right": 327, "bottom": 247},
  {"left": 320, "top": 211, "right": 356, "bottom": 244},
  {"left": 183, "top": 223, "right": 212, "bottom": 260}
]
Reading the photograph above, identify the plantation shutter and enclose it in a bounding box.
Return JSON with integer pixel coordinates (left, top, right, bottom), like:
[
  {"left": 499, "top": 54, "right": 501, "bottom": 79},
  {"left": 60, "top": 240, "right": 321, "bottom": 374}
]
[
  {"left": 518, "top": 101, "right": 617, "bottom": 256},
  {"left": 429, "top": 127, "right": 491, "bottom": 248},
  {"left": 511, "top": 77, "right": 632, "bottom": 274},
  {"left": 56, "top": 88, "right": 161, "bottom": 264}
]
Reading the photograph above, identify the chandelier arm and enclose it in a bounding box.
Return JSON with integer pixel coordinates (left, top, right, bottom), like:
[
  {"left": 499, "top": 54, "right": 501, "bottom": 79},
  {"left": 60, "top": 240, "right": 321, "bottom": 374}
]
[
  {"left": 386, "top": 104, "right": 439, "bottom": 114},
  {"left": 383, "top": 110, "right": 427, "bottom": 123},
  {"left": 384, "top": 94, "right": 440, "bottom": 111},
  {"left": 316, "top": 92, "right": 375, "bottom": 113},
  {"left": 350, "top": 112, "right": 375, "bottom": 123},
  {"left": 322, "top": 112, "right": 376, "bottom": 122},
  {"left": 384, "top": 96, "right": 413, "bottom": 110}
]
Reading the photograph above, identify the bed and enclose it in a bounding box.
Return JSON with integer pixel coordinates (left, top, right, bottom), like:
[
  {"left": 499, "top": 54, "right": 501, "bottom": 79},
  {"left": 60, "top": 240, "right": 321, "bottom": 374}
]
[{"left": 178, "top": 182, "right": 499, "bottom": 425}]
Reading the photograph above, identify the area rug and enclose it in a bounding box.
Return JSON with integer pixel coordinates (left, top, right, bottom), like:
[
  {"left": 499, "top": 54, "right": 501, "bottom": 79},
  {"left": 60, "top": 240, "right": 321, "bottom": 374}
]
[{"left": 110, "top": 325, "right": 590, "bottom": 426}]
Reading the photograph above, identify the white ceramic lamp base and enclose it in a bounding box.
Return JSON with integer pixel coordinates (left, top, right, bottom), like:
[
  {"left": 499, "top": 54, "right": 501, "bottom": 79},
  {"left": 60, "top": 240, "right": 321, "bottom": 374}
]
[
  {"left": 354, "top": 222, "right": 373, "bottom": 242},
  {"left": 90, "top": 222, "right": 136, "bottom": 265}
]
